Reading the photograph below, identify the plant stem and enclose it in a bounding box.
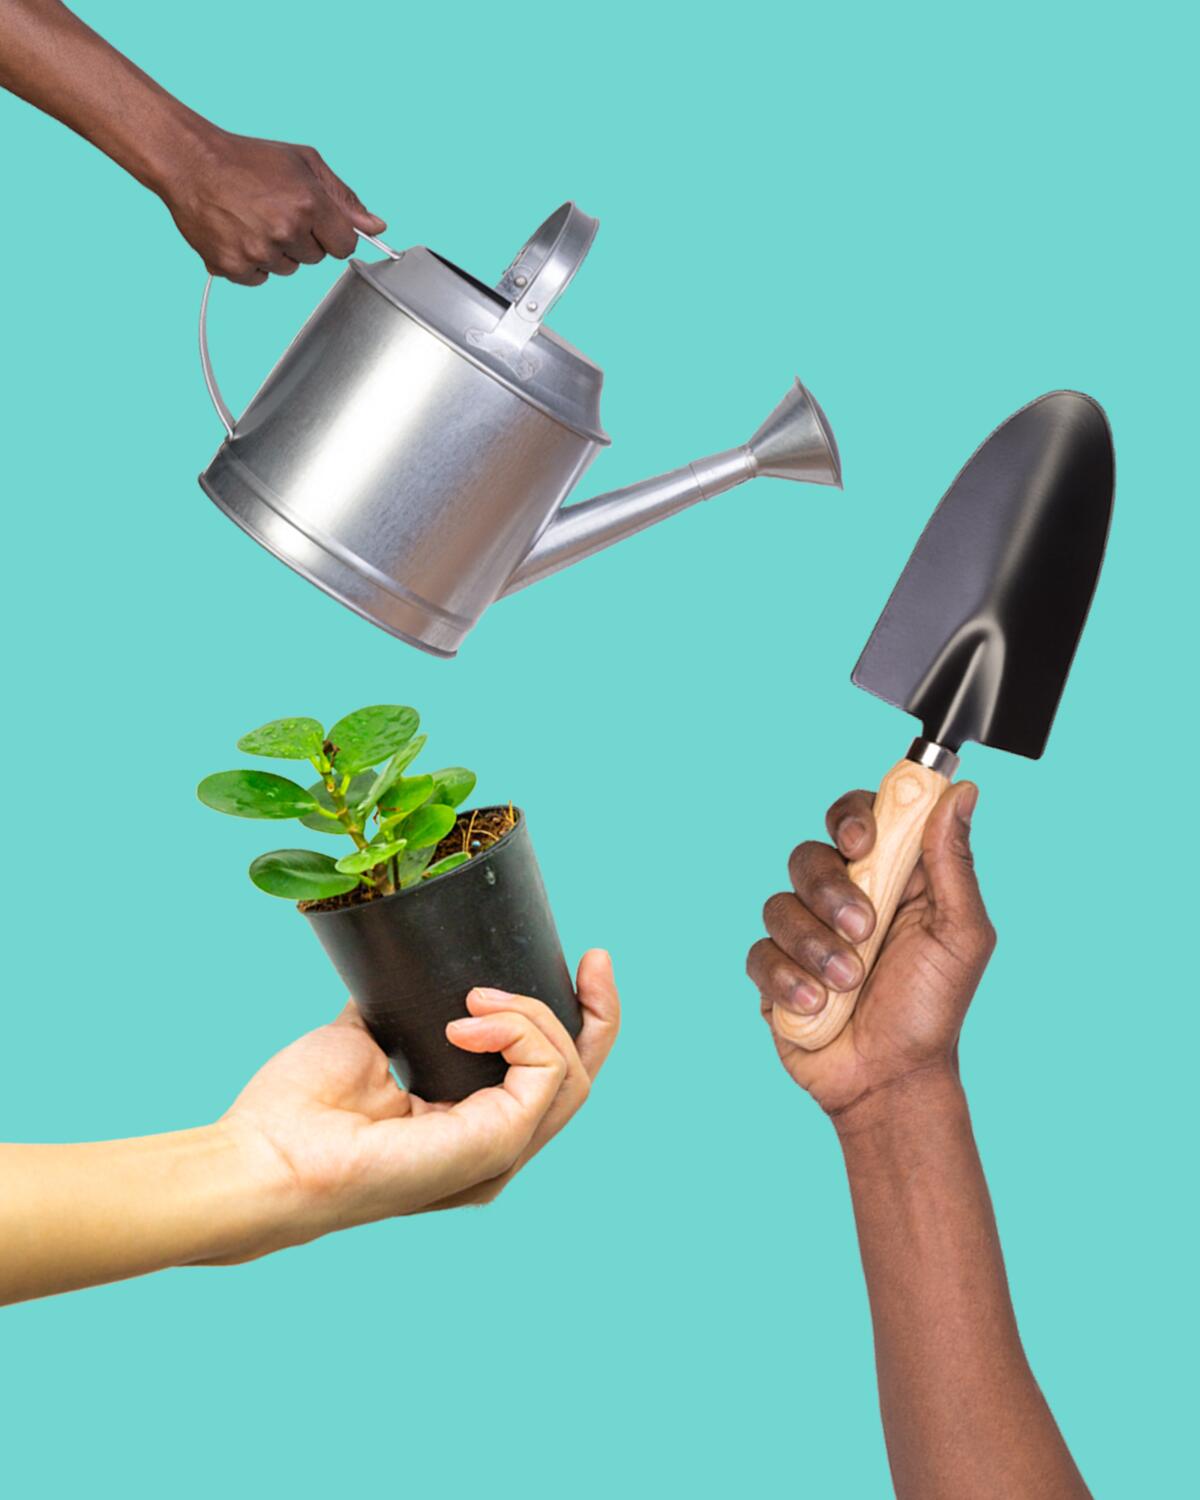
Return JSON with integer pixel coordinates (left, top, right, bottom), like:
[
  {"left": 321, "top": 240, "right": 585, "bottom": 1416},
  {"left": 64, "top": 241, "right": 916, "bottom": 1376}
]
[
  {"left": 316, "top": 769, "right": 370, "bottom": 851},
  {"left": 310, "top": 755, "right": 391, "bottom": 891},
  {"left": 337, "top": 807, "right": 369, "bottom": 848}
]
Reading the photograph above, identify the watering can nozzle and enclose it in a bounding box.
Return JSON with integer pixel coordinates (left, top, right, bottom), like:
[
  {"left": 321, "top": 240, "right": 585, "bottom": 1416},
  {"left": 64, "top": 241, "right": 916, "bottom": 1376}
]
[
  {"left": 501, "top": 377, "right": 842, "bottom": 596},
  {"left": 747, "top": 377, "right": 842, "bottom": 488}
]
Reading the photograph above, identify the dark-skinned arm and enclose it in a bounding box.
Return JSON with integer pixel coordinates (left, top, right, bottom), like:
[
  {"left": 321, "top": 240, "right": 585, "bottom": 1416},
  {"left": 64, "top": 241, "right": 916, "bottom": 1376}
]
[
  {"left": 748, "top": 784, "right": 1091, "bottom": 1500},
  {"left": 0, "top": 0, "right": 385, "bottom": 283}
]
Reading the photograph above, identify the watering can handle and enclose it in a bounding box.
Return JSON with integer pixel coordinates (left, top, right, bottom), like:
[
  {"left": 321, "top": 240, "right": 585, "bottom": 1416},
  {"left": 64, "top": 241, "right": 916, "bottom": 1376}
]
[
  {"left": 198, "top": 230, "right": 401, "bottom": 437},
  {"left": 468, "top": 202, "right": 597, "bottom": 374}
]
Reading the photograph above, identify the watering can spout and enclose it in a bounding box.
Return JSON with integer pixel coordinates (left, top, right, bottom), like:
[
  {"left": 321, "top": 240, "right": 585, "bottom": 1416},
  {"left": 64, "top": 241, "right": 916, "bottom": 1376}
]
[{"left": 501, "top": 378, "right": 842, "bottom": 596}]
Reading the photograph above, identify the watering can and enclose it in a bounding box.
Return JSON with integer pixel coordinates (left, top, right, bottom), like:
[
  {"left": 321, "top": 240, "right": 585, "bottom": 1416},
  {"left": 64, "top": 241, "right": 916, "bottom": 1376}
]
[{"left": 198, "top": 202, "right": 842, "bottom": 657}]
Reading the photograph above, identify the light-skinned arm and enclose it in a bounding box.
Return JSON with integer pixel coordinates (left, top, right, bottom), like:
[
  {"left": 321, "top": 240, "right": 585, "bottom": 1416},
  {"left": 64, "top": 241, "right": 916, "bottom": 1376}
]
[
  {"left": 748, "top": 786, "right": 1090, "bottom": 1500},
  {"left": 1, "top": 951, "right": 619, "bottom": 1305},
  {"left": 0, "top": 0, "right": 385, "bottom": 283}
]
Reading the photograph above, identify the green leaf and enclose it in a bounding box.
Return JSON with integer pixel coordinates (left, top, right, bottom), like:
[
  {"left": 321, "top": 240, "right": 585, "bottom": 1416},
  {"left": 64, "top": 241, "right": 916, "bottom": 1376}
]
[
  {"left": 198, "top": 770, "right": 318, "bottom": 819},
  {"left": 388, "top": 733, "right": 427, "bottom": 779},
  {"left": 394, "top": 845, "right": 437, "bottom": 889},
  {"left": 376, "top": 775, "right": 434, "bottom": 824},
  {"left": 298, "top": 773, "right": 377, "bottom": 835},
  {"left": 430, "top": 767, "right": 477, "bottom": 809},
  {"left": 358, "top": 739, "right": 429, "bottom": 820},
  {"left": 424, "top": 852, "right": 471, "bottom": 880},
  {"left": 236, "top": 717, "right": 324, "bottom": 760},
  {"left": 335, "top": 839, "right": 407, "bottom": 875},
  {"left": 248, "top": 849, "right": 358, "bottom": 900},
  {"left": 326, "top": 705, "right": 419, "bottom": 775},
  {"left": 400, "top": 801, "right": 458, "bottom": 850}
]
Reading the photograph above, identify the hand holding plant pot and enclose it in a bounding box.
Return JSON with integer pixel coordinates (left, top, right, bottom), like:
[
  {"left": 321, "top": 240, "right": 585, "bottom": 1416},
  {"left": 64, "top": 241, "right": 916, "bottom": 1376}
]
[
  {"left": 213, "top": 953, "right": 620, "bottom": 1258},
  {"left": 0, "top": 963, "right": 619, "bottom": 1305},
  {"left": 199, "top": 705, "right": 587, "bottom": 1101}
]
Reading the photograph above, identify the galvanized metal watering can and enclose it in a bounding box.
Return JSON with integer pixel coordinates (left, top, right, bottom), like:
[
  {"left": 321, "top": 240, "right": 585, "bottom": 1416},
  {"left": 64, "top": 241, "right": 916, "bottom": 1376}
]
[{"left": 198, "top": 202, "right": 842, "bottom": 657}]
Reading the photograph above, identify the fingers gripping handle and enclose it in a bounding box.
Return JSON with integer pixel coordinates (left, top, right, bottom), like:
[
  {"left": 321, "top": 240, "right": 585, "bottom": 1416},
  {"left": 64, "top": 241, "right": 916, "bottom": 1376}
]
[
  {"left": 199, "top": 230, "right": 400, "bottom": 436},
  {"left": 773, "top": 758, "right": 950, "bottom": 1051}
]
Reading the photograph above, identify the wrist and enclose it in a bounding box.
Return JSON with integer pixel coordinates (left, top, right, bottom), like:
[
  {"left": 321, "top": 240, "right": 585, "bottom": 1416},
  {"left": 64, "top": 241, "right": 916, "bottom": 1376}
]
[
  {"left": 830, "top": 1060, "right": 966, "bottom": 1148},
  {"left": 191, "top": 1117, "right": 308, "bottom": 1263},
  {"left": 133, "top": 109, "right": 224, "bottom": 201}
]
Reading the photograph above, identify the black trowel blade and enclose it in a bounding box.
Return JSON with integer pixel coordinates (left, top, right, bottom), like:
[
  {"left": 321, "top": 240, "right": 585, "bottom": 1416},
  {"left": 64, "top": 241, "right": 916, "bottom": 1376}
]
[{"left": 853, "top": 392, "right": 1114, "bottom": 758}]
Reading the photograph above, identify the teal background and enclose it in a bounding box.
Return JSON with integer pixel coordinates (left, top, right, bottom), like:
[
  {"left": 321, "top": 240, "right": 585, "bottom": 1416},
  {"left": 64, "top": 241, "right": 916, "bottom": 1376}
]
[{"left": 0, "top": 1, "right": 1193, "bottom": 1492}]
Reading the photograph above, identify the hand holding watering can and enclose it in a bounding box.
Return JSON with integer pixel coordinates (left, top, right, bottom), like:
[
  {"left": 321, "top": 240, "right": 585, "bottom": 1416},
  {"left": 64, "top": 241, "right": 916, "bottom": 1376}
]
[{"left": 198, "top": 203, "right": 842, "bottom": 657}]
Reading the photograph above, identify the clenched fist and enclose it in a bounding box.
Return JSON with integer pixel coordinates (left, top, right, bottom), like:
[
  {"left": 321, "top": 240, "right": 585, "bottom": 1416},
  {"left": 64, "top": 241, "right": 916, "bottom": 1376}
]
[
  {"left": 160, "top": 130, "right": 386, "bottom": 285},
  {"left": 747, "top": 782, "right": 995, "bottom": 1120}
]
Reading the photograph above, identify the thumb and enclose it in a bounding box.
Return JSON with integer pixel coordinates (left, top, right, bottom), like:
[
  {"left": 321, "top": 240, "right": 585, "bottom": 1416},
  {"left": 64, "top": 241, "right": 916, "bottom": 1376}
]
[
  {"left": 574, "top": 949, "right": 620, "bottom": 1081},
  {"left": 312, "top": 158, "right": 386, "bottom": 234},
  {"left": 920, "top": 782, "right": 988, "bottom": 932}
]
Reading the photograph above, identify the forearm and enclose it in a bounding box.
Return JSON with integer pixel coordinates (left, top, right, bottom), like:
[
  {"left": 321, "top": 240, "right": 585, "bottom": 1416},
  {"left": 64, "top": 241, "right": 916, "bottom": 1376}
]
[
  {"left": 0, "top": 0, "right": 215, "bottom": 192},
  {"left": 836, "top": 1066, "right": 1089, "bottom": 1500},
  {"left": 0, "top": 1121, "right": 286, "bottom": 1305}
]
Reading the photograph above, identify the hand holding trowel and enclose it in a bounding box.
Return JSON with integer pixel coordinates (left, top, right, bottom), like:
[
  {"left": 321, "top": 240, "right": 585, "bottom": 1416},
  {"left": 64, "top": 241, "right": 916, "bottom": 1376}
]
[{"left": 775, "top": 391, "right": 1114, "bottom": 1051}]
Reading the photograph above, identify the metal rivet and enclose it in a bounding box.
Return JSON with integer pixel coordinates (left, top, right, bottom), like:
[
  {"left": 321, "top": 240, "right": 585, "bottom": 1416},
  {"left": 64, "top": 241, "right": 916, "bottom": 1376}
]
[
  {"left": 513, "top": 274, "right": 528, "bottom": 288},
  {"left": 526, "top": 301, "right": 539, "bottom": 312}
]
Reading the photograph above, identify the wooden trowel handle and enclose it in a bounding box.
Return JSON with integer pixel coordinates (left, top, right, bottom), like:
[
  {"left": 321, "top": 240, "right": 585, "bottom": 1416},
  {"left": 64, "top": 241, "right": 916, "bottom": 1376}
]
[{"left": 773, "top": 756, "right": 951, "bottom": 1051}]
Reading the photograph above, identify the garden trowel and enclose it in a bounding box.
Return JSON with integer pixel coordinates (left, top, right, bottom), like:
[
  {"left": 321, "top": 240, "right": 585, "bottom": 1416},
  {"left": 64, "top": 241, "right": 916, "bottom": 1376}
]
[{"left": 775, "top": 390, "right": 1114, "bottom": 1051}]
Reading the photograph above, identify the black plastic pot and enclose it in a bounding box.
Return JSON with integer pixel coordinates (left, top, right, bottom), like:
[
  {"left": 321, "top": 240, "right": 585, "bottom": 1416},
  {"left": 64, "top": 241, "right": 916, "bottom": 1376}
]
[{"left": 302, "top": 809, "right": 581, "bottom": 1102}]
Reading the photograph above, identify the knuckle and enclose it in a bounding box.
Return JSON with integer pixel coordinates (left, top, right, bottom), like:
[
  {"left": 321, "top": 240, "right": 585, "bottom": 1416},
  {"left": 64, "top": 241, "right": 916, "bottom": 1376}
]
[
  {"left": 746, "top": 937, "right": 770, "bottom": 975},
  {"left": 934, "top": 913, "right": 995, "bottom": 972},
  {"left": 826, "top": 793, "right": 855, "bottom": 823},
  {"left": 762, "top": 891, "right": 793, "bottom": 931},
  {"left": 813, "top": 875, "right": 849, "bottom": 913},
  {"left": 522, "top": 995, "right": 554, "bottom": 1025},
  {"left": 828, "top": 789, "right": 867, "bottom": 822},
  {"left": 797, "top": 929, "right": 834, "bottom": 970},
  {"left": 787, "top": 840, "right": 826, "bottom": 880}
]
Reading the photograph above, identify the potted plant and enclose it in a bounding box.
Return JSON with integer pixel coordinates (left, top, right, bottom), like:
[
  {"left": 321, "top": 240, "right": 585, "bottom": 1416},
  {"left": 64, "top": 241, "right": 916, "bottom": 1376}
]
[{"left": 198, "top": 704, "right": 581, "bottom": 1101}]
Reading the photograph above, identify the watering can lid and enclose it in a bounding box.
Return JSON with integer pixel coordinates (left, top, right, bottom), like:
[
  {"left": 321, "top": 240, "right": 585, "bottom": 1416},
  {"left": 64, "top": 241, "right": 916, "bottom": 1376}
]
[{"left": 352, "top": 202, "right": 610, "bottom": 445}]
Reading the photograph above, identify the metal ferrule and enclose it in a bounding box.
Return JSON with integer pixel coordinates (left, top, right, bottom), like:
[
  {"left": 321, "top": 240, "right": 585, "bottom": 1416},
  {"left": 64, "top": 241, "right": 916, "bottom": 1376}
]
[{"left": 906, "top": 737, "right": 960, "bottom": 778}]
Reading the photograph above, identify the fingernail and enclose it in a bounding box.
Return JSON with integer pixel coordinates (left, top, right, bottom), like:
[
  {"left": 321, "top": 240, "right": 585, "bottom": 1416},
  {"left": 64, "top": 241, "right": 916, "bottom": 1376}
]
[
  {"left": 446, "top": 1016, "right": 482, "bottom": 1033},
  {"left": 824, "top": 952, "right": 862, "bottom": 990},
  {"left": 835, "top": 903, "right": 871, "bottom": 942},
  {"left": 957, "top": 783, "right": 979, "bottom": 825},
  {"left": 468, "top": 987, "right": 514, "bottom": 1004},
  {"left": 781, "top": 978, "right": 824, "bottom": 1014},
  {"left": 838, "top": 817, "right": 867, "bottom": 855}
]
